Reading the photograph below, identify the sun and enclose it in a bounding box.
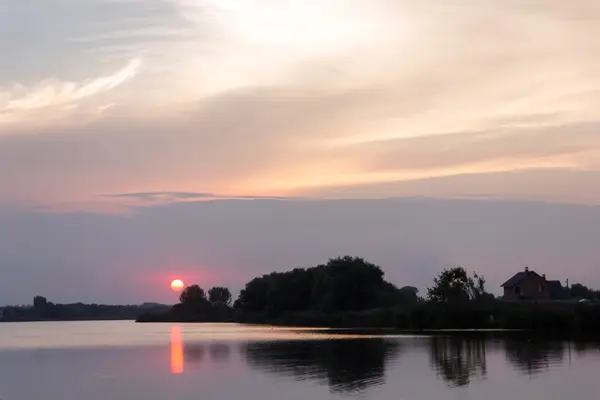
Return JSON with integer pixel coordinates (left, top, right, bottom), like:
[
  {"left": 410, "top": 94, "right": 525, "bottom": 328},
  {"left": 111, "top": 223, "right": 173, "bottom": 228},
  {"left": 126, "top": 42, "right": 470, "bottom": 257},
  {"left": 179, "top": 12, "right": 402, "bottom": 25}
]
[{"left": 170, "top": 279, "right": 184, "bottom": 292}]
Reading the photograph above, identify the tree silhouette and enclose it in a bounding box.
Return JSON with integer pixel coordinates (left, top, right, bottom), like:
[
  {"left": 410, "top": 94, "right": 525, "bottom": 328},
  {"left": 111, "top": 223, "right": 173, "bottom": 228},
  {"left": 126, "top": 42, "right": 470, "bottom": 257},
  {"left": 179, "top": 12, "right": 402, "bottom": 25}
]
[
  {"left": 179, "top": 285, "right": 207, "bottom": 306},
  {"left": 427, "top": 267, "right": 488, "bottom": 303},
  {"left": 208, "top": 287, "right": 232, "bottom": 306},
  {"left": 568, "top": 283, "right": 599, "bottom": 300},
  {"left": 398, "top": 286, "right": 420, "bottom": 303},
  {"left": 33, "top": 296, "right": 48, "bottom": 310},
  {"left": 235, "top": 256, "right": 404, "bottom": 317}
]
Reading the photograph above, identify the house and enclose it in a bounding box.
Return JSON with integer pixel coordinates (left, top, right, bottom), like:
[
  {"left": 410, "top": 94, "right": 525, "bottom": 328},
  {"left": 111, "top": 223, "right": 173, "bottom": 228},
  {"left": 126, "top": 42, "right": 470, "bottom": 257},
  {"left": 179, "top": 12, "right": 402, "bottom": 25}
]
[{"left": 501, "top": 267, "right": 565, "bottom": 301}]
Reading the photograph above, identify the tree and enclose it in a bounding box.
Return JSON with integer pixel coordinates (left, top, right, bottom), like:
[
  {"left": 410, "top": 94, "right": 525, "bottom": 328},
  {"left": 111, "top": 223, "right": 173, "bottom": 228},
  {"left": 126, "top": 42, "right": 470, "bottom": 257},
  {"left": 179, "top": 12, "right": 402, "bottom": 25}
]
[
  {"left": 311, "top": 256, "right": 387, "bottom": 312},
  {"left": 235, "top": 255, "right": 397, "bottom": 317},
  {"left": 427, "top": 267, "right": 488, "bottom": 303},
  {"left": 568, "top": 283, "right": 599, "bottom": 300},
  {"left": 179, "top": 285, "right": 207, "bottom": 306},
  {"left": 398, "top": 286, "right": 420, "bottom": 303},
  {"left": 33, "top": 295, "right": 48, "bottom": 310},
  {"left": 208, "top": 287, "right": 232, "bottom": 306}
]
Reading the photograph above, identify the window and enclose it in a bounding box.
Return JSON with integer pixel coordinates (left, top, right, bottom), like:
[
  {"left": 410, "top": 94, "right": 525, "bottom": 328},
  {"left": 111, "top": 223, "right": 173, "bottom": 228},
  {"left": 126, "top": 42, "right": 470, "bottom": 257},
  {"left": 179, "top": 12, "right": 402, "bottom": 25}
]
[
  {"left": 539, "top": 284, "right": 544, "bottom": 293},
  {"left": 515, "top": 286, "right": 521, "bottom": 295}
]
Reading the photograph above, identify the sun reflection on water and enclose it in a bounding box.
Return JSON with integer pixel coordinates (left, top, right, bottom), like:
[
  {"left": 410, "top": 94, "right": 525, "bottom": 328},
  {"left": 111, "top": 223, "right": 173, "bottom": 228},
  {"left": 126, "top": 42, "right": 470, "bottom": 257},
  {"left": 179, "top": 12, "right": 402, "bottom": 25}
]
[{"left": 170, "top": 325, "right": 184, "bottom": 374}]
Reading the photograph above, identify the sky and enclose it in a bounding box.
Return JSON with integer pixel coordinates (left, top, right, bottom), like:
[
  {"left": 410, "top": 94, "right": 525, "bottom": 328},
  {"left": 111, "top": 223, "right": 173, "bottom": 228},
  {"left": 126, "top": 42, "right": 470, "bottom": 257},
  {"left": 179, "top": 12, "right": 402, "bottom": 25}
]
[{"left": 1, "top": 0, "right": 600, "bottom": 305}]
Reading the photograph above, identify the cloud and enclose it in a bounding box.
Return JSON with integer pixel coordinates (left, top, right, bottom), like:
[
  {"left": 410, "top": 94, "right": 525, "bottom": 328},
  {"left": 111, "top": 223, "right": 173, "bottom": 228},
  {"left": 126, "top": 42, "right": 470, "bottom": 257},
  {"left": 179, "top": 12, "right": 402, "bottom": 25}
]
[
  {"left": 303, "top": 170, "right": 600, "bottom": 206},
  {"left": 1, "top": 83, "right": 600, "bottom": 208},
  {"left": 357, "top": 122, "right": 600, "bottom": 174},
  {"left": 1, "top": 0, "right": 600, "bottom": 209},
  {"left": 107, "top": 192, "right": 216, "bottom": 201},
  {"left": 0, "top": 59, "right": 141, "bottom": 126},
  {"left": 103, "top": 191, "right": 297, "bottom": 205}
]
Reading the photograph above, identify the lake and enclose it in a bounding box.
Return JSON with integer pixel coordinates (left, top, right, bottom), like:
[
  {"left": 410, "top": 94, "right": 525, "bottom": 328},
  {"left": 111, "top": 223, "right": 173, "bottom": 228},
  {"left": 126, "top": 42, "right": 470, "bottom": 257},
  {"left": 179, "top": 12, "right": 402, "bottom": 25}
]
[{"left": 0, "top": 321, "right": 598, "bottom": 399}]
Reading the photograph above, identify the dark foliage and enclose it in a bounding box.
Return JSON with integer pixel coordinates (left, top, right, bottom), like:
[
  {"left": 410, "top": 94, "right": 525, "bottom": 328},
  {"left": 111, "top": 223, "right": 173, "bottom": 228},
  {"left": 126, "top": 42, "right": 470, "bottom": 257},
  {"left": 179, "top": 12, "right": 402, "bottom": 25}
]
[
  {"left": 33, "top": 295, "right": 48, "bottom": 310},
  {"left": 235, "top": 300, "right": 600, "bottom": 337},
  {"left": 179, "top": 285, "right": 207, "bottom": 305},
  {"left": 568, "top": 283, "right": 600, "bottom": 301},
  {"left": 398, "top": 286, "right": 420, "bottom": 302},
  {"left": 208, "top": 287, "right": 233, "bottom": 306},
  {"left": 138, "top": 284, "right": 234, "bottom": 323},
  {"left": 1, "top": 297, "right": 170, "bottom": 322},
  {"left": 235, "top": 256, "right": 410, "bottom": 319},
  {"left": 427, "top": 267, "right": 490, "bottom": 303}
]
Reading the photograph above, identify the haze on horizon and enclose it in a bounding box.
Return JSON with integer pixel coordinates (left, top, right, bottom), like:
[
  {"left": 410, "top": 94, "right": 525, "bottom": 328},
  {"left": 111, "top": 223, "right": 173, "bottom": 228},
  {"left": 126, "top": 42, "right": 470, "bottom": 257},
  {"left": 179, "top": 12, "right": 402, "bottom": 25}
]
[{"left": 1, "top": 0, "right": 600, "bottom": 305}]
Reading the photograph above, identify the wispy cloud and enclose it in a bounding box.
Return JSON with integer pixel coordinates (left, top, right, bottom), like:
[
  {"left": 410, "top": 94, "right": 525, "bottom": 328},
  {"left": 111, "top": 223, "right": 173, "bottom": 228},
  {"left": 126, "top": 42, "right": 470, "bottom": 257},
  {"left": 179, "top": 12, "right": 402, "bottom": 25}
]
[
  {"left": 29, "top": 192, "right": 300, "bottom": 215},
  {"left": 0, "top": 59, "right": 141, "bottom": 127},
  {"left": 103, "top": 191, "right": 297, "bottom": 204}
]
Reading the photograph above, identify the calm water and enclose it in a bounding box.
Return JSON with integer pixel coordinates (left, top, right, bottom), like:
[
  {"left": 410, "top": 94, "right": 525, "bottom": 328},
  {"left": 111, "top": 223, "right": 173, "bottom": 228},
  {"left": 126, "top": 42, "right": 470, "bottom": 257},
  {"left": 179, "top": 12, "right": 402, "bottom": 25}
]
[{"left": 0, "top": 322, "right": 599, "bottom": 399}]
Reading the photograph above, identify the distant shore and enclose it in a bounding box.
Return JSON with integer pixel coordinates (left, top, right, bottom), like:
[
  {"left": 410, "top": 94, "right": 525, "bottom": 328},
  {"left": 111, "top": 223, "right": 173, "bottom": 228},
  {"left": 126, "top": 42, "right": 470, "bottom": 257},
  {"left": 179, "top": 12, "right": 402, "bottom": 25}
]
[{"left": 0, "top": 299, "right": 170, "bottom": 322}]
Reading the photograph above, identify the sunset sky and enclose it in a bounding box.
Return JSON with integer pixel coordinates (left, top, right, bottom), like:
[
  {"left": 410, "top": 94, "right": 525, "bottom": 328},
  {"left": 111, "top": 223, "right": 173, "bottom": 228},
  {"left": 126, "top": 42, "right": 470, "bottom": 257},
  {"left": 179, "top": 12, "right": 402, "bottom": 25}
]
[{"left": 2, "top": 0, "right": 600, "bottom": 304}]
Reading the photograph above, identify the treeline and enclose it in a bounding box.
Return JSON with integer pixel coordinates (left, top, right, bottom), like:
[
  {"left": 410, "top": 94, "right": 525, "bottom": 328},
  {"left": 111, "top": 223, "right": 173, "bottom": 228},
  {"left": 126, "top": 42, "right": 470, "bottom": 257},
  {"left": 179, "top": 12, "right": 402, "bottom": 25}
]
[
  {"left": 568, "top": 283, "right": 600, "bottom": 301},
  {"left": 234, "top": 256, "right": 419, "bottom": 320},
  {"left": 137, "top": 286, "right": 235, "bottom": 322},
  {"left": 138, "top": 255, "right": 600, "bottom": 335},
  {"left": 138, "top": 256, "right": 419, "bottom": 323},
  {"left": 262, "top": 301, "right": 600, "bottom": 334},
  {"left": 0, "top": 296, "right": 170, "bottom": 322}
]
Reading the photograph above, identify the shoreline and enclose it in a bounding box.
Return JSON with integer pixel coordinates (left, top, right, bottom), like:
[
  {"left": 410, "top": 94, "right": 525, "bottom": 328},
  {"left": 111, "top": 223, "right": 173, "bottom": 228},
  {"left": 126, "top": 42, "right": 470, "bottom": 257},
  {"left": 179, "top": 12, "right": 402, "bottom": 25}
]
[{"left": 133, "top": 301, "right": 600, "bottom": 338}]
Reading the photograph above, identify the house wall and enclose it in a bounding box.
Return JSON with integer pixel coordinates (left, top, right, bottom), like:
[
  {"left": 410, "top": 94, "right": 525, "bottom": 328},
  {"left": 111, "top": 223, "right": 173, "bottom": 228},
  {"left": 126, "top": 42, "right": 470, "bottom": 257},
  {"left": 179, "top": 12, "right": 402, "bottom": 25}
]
[{"left": 504, "top": 275, "right": 550, "bottom": 300}]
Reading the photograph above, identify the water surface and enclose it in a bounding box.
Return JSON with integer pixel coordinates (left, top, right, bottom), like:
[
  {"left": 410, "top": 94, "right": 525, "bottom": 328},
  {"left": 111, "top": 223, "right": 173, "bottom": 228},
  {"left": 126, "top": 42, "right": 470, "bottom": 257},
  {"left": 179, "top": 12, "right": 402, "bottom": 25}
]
[{"left": 0, "top": 321, "right": 598, "bottom": 399}]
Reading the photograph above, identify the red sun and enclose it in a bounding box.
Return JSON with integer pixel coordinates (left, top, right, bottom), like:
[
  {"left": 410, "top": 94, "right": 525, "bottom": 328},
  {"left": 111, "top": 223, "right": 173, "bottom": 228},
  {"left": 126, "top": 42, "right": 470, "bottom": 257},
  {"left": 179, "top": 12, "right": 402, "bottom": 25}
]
[{"left": 170, "top": 279, "right": 184, "bottom": 292}]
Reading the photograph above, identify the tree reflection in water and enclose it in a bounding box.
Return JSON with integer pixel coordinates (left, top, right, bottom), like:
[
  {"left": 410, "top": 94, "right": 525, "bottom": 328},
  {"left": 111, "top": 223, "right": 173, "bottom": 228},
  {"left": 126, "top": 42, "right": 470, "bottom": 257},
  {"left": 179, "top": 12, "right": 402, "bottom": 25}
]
[
  {"left": 209, "top": 343, "right": 231, "bottom": 363},
  {"left": 242, "top": 339, "right": 401, "bottom": 393},
  {"left": 184, "top": 343, "right": 206, "bottom": 363},
  {"left": 429, "top": 336, "right": 487, "bottom": 387},
  {"left": 177, "top": 341, "right": 232, "bottom": 369},
  {"left": 504, "top": 338, "right": 564, "bottom": 376}
]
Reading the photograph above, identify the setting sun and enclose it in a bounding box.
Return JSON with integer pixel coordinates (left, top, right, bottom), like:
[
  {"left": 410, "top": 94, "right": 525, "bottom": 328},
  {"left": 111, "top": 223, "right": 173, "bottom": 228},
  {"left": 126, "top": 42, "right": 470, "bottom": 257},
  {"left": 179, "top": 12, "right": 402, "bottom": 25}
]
[{"left": 170, "top": 279, "right": 184, "bottom": 292}]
